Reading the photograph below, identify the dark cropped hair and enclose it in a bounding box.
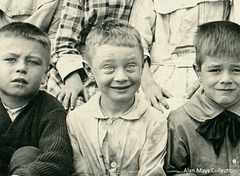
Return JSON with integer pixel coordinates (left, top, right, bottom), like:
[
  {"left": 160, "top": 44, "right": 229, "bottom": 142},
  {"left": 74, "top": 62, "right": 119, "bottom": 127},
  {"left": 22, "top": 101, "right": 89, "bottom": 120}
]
[
  {"left": 0, "top": 22, "right": 51, "bottom": 65},
  {"left": 194, "top": 21, "right": 240, "bottom": 68},
  {"left": 85, "top": 19, "right": 144, "bottom": 64}
]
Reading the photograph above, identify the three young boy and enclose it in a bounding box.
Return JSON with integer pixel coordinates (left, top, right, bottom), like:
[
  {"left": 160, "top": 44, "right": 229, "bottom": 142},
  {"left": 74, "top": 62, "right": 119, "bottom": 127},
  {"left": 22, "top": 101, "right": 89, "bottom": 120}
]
[
  {"left": 1, "top": 17, "right": 240, "bottom": 176},
  {"left": 0, "top": 22, "right": 73, "bottom": 175}
]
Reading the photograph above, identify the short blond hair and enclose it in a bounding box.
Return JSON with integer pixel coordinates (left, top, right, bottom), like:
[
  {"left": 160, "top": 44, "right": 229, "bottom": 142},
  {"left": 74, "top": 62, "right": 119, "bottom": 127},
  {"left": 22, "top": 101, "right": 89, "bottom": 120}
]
[{"left": 85, "top": 19, "right": 143, "bottom": 64}]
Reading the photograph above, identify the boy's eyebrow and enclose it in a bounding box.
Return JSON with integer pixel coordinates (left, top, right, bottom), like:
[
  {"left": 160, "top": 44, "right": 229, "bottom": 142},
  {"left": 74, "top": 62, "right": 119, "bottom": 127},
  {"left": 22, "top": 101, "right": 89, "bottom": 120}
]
[
  {"left": 2, "top": 53, "right": 20, "bottom": 57},
  {"left": 206, "top": 64, "right": 222, "bottom": 68},
  {"left": 26, "top": 55, "right": 42, "bottom": 60},
  {"left": 101, "top": 59, "right": 115, "bottom": 63},
  {"left": 231, "top": 65, "right": 240, "bottom": 68},
  {"left": 2, "top": 53, "right": 42, "bottom": 59}
]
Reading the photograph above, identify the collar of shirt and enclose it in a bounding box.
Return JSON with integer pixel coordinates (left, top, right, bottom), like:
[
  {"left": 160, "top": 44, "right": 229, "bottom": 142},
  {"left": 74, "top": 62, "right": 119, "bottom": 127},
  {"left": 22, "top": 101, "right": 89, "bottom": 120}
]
[
  {"left": 183, "top": 89, "right": 240, "bottom": 122},
  {"left": 1, "top": 100, "right": 27, "bottom": 122},
  {"left": 90, "top": 92, "right": 149, "bottom": 121}
]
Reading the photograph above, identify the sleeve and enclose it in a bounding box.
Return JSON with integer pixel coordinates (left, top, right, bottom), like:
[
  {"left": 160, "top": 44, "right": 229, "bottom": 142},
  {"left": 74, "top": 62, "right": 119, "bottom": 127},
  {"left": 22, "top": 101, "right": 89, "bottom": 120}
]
[
  {"left": 46, "top": 0, "right": 65, "bottom": 50},
  {"left": 24, "top": 0, "right": 58, "bottom": 30},
  {"left": 164, "top": 115, "right": 197, "bottom": 176},
  {"left": 52, "top": 0, "right": 84, "bottom": 80},
  {"left": 66, "top": 114, "right": 90, "bottom": 175},
  {"left": 23, "top": 0, "right": 59, "bottom": 48},
  {"left": 12, "top": 110, "right": 74, "bottom": 176},
  {"left": 137, "top": 118, "right": 167, "bottom": 176},
  {"left": 129, "top": 0, "right": 156, "bottom": 63}
]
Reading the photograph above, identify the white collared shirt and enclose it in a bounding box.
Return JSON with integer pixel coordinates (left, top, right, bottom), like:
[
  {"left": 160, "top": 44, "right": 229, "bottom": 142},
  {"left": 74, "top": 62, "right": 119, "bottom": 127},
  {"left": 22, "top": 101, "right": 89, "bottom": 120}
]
[{"left": 1, "top": 101, "right": 27, "bottom": 122}]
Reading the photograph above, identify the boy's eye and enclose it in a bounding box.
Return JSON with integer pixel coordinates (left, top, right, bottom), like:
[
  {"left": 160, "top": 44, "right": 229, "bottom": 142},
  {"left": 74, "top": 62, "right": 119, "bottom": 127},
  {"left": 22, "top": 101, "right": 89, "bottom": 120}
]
[
  {"left": 27, "top": 60, "right": 41, "bottom": 66},
  {"left": 103, "top": 65, "right": 115, "bottom": 73},
  {"left": 232, "top": 68, "right": 240, "bottom": 73},
  {"left": 126, "top": 64, "right": 136, "bottom": 71},
  {"left": 209, "top": 69, "right": 221, "bottom": 73},
  {"left": 4, "top": 58, "right": 16, "bottom": 62}
]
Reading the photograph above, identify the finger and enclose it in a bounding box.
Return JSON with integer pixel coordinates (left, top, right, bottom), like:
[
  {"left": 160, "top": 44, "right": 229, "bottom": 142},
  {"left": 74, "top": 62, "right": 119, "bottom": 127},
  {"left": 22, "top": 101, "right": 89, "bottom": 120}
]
[
  {"left": 151, "top": 97, "right": 163, "bottom": 112},
  {"left": 162, "top": 88, "right": 173, "bottom": 98},
  {"left": 52, "top": 89, "right": 61, "bottom": 99},
  {"left": 70, "top": 92, "right": 78, "bottom": 110},
  {"left": 62, "top": 92, "right": 71, "bottom": 110},
  {"left": 156, "top": 95, "right": 169, "bottom": 109},
  {"left": 83, "top": 88, "right": 90, "bottom": 102},
  {"left": 185, "top": 81, "right": 200, "bottom": 99},
  {"left": 57, "top": 92, "right": 65, "bottom": 104}
]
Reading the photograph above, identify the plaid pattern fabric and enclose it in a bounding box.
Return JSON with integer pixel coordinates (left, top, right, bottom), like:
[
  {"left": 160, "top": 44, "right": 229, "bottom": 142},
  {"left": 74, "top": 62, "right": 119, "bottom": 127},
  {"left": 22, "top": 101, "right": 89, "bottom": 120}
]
[
  {"left": 53, "top": 0, "right": 135, "bottom": 58},
  {"left": 48, "top": 0, "right": 136, "bottom": 105}
]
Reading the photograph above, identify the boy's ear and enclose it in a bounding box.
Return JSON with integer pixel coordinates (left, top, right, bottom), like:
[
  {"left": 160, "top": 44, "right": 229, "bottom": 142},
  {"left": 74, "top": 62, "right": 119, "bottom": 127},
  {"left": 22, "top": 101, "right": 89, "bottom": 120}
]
[
  {"left": 41, "top": 69, "right": 48, "bottom": 85},
  {"left": 141, "top": 61, "right": 145, "bottom": 76},
  {"left": 193, "top": 63, "right": 202, "bottom": 83},
  {"left": 141, "top": 56, "right": 148, "bottom": 76},
  {"left": 82, "top": 61, "right": 94, "bottom": 80}
]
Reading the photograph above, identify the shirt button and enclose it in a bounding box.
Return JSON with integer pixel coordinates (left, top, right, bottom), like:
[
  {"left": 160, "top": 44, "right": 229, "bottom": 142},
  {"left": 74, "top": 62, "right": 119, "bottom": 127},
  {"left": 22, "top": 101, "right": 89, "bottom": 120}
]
[
  {"left": 171, "top": 54, "right": 178, "bottom": 59},
  {"left": 232, "top": 159, "right": 237, "bottom": 164},
  {"left": 110, "top": 161, "right": 117, "bottom": 168},
  {"left": 107, "top": 119, "right": 113, "bottom": 125}
]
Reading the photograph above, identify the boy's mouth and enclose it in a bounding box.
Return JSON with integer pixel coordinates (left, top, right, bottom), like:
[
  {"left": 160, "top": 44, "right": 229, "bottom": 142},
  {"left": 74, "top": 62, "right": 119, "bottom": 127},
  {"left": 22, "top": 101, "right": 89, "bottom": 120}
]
[
  {"left": 217, "top": 88, "right": 234, "bottom": 91},
  {"left": 111, "top": 85, "right": 131, "bottom": 90},
  {"left": 12, "top": 78, "right": 28, "bottom": 84},
  {"left": 216, "top": 89, "right": 235, "bottom": 93}
]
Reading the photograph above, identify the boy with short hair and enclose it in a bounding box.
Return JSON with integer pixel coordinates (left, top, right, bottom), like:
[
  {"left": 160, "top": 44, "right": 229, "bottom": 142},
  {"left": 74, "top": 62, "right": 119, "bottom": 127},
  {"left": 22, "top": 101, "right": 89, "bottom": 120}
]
[
  {"left": 67, "top": 20, "right": 167, "bottom": 175},
  {"left": 0, "top": 22, "right": 73, "bottom": 175},
  {"left": 164, "top": 21, "right": 240, "bottom": 176}
]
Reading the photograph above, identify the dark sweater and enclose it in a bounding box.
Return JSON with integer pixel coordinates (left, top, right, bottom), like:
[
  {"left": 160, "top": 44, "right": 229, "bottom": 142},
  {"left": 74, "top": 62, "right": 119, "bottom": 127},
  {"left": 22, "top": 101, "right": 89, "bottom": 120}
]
[{"left": 0, "top": 91, "right": 73, "bottom": 176}]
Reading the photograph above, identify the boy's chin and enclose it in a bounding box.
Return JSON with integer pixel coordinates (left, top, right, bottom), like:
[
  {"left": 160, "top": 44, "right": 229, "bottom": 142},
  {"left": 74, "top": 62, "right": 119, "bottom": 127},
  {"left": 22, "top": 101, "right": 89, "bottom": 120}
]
[
  {"left": 8, "top": 90, "right": 39, "bottom": 99},
  {"left": 216, "top": 99, "right": 240, "bottom": 108},
  {"left": 112, "top": 96, "right": 135, "bottom": 103}
]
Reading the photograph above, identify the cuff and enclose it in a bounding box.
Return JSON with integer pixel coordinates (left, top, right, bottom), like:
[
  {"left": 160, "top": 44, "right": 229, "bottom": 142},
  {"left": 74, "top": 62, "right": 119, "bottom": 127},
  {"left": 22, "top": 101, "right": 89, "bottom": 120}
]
[{"left": 56, "top": 54, "right": 84, "bottom": 81}]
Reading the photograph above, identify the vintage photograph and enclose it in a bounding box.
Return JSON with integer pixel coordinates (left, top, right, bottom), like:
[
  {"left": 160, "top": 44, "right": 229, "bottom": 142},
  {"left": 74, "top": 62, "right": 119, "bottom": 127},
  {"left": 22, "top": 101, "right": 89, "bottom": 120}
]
[{"left": 0, "top": 0, "right": 240, "bottom": 175}]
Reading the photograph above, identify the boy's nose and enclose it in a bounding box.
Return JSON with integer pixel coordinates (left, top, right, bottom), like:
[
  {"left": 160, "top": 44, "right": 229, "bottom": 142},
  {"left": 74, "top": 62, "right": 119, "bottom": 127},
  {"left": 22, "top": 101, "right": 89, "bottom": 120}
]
[
  {"left": 114, "top": 68, "right": 128, "bottom": 82},
  {"left": 16, "top": 60, "right": 27, "bottom": 74},
  {"left": 220, "top": 71, "right": 232, "bottom": 84}
]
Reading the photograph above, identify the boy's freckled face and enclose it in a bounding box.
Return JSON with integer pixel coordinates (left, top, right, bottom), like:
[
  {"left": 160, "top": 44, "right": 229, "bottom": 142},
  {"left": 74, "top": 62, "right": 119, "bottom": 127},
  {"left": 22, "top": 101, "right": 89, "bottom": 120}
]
[
  {"left": 89, "top": 45, "right": 143, "bottom": 104},
  {"left": 0, "top": 37, "right": 48, "bottom": 98},
  {"left": 198, "top": 56, "right": 240, "bottom": 108}
]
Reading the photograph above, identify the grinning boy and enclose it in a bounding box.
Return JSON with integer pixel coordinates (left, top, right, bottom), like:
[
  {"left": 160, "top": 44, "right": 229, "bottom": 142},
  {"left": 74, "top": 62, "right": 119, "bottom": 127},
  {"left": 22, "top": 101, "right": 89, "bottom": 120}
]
[{"left": 67, "top": 20, "right": 167, "bottom": 175}]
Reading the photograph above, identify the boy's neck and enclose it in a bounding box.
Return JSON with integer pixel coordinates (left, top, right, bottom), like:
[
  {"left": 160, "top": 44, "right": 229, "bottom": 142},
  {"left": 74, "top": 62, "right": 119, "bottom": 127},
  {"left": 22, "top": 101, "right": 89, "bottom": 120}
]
[
  {"left": 0, "top": 94, "right": 31, "bottom": 109},
  {"left": 100, "top": 95, "right": 135, "bottom": 118}
]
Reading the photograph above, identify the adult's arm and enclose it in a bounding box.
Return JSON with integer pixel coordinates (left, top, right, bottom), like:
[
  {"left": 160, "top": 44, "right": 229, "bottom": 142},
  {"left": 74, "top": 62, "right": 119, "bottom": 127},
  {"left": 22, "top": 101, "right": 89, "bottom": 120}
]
[
  {"left": 51, "top": 0, "right": 88, "bottom": 109},
  {"left": 130, "top": 0, "right": 172, "bottom": 111}
]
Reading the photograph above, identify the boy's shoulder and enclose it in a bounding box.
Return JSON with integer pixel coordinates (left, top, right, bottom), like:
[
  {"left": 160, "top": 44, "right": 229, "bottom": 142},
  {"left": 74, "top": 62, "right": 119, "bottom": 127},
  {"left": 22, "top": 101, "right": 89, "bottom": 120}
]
[
  {"left": 168, "top": 105, "right": 190, "bottom": 124},
  {"left": 134, "top": 93, "right": 166, "bottom": 124},
  {"left": 67, "top": 92, "right": 101, "bottom": 121},
  {"left": 168, "top": 89, "right": 213, "bottom": 128},
  {"left": 35, "top": 90, "right": 66, "bottom": 114}
]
